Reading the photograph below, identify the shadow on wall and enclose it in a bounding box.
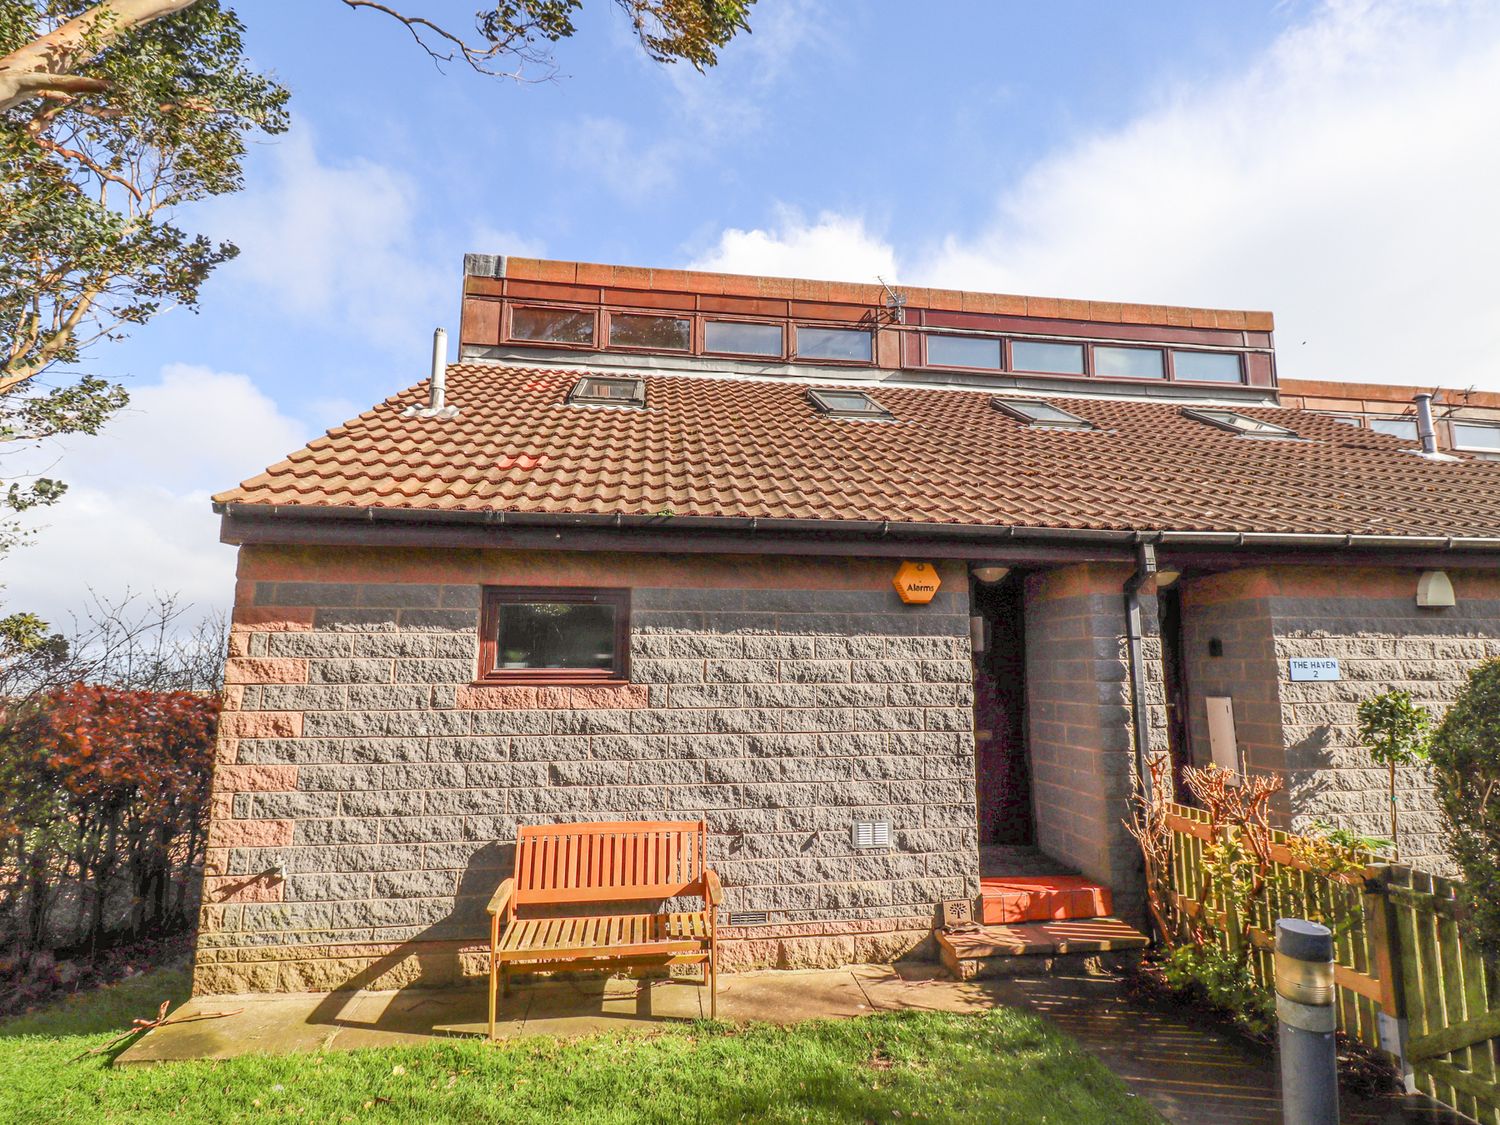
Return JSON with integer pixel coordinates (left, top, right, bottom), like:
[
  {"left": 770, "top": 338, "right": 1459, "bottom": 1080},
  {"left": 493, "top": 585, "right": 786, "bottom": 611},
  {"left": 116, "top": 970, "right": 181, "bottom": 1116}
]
[
  {"left": 306, "top": 841, "right": 511, "bottom": 1032},
  {"left": 1284, "top": 725, "right": 1334, "bottom": 823}
]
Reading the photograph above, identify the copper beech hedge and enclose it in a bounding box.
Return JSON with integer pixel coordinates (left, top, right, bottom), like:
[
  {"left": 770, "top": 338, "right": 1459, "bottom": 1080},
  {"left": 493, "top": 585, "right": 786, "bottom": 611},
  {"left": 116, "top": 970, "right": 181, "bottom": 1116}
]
[{"left": 0, "top": 684, "right": 219, "bottom": 955}]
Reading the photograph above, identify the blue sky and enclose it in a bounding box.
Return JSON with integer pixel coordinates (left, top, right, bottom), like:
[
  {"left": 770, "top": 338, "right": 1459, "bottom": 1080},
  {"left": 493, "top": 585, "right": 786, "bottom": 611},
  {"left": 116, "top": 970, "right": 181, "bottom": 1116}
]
[{"left": 9, "top": 0, "right": 1500, "bottom": 628}]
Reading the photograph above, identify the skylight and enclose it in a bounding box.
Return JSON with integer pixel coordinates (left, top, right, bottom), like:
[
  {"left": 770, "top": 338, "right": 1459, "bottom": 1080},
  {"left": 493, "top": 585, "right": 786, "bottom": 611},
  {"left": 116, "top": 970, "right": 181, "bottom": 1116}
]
[
  {"left": 566, "top": 376, "right": 645, "bottom": 408},
  {"left": 806, "top": 388, "right": 894, "bottom": 420},
  {"left": 1181, "top": 407, "right": 1297, "bottom": 438},
  {"left": 990, "top": 397, "right": 1093, "bottom": 430}
]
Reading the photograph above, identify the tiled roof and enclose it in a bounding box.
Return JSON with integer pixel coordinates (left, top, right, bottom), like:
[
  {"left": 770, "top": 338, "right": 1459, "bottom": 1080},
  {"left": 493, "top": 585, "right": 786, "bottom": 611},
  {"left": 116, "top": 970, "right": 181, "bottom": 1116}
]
[{"left": 215, "top": 364, "right": 1500, "bottom": 539}]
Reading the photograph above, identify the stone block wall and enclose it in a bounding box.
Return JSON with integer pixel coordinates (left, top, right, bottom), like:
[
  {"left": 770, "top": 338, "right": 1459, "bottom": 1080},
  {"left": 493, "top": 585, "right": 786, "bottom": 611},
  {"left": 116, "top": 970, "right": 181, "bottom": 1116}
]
[
  {"left": 198, "top": 546, "right": 977, "bottom": 994},
  {"left": 1022, "top": 563, "right": 1147, "bottom": 912},
  {"left": 1179, "top": 567, "right": 1500, "bottom": 873}
]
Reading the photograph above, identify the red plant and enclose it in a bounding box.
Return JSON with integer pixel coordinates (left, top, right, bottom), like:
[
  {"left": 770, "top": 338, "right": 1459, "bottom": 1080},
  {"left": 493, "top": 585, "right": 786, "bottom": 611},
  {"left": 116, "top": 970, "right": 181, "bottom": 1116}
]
[{"left": 1, "top": 684, "right": 219, "bottom": 954}]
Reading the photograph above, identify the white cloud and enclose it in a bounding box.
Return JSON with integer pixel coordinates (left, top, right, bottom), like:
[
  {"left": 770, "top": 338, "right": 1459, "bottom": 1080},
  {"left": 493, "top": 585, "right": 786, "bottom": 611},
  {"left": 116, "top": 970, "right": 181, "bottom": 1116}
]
[
  {"left": 696, "top": 1, "right": 1500, "bottom": 389},
  {"left": 2, "top": 365, "right": 307, "bottom": 631},
  {"left": 690, "top": 208, "right": 899, "bottom": 282},
  {"left": 556, "top": 117, "right": 684, "bottom": 203},
  {"left": 203, "top": 129, "right": 448, "bottom": 348}
]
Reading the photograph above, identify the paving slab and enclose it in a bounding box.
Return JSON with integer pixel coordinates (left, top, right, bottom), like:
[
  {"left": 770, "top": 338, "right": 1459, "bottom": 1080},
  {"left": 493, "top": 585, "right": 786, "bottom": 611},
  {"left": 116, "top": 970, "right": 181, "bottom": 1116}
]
[
  {"left": 115, "top": 993, "right": 340, "bottom": 1064},
  {"left": 715, "top": 967, "right": 874, "bottom": 1024},
  {"left": 851, "top": 962, "right": 1007, "bottom": 1014}
]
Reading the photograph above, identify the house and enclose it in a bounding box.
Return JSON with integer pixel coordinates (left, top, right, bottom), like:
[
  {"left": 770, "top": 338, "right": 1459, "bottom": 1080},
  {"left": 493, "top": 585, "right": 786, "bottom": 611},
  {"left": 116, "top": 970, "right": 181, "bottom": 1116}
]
[
  {"left": 1281, "top": 378, "right": 1500, "bottom": 457},
  {"left": 196, "top": 255, "right": 1500, "bottom": 996}
]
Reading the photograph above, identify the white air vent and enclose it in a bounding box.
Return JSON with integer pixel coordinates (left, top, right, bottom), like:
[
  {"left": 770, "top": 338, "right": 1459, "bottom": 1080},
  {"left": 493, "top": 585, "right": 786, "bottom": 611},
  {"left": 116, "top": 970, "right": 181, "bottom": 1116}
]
[
  {"left": 728, "top": 911, "right": 770, "bottom": 926},
  {"left": 851, "top": 819, "right": 892, "bottom": 849}
]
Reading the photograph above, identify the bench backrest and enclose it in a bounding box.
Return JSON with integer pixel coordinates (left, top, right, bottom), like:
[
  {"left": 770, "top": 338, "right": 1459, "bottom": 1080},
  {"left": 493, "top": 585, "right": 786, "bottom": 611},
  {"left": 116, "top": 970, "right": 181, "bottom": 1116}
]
[{"left": 513, "top": 820, "right": 707, "bottom": 906}]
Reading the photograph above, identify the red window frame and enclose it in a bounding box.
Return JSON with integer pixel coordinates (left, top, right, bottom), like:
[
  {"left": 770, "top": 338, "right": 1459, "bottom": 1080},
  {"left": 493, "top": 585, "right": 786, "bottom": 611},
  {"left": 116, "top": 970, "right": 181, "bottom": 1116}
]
[{"left": 477, "top": 586, "right": 631, "bottom": 685}]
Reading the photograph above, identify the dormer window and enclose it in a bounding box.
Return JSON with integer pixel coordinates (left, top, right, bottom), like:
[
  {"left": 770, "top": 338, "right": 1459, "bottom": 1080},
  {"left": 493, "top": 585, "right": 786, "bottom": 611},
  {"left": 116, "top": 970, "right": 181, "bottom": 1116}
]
[
  {"left": 806, "top": 388, "right": 893, "bottom": 420},
  {"left": 567, "top": 376, "right": 645, "bottom": 408},
  {"left": 1182, "top": 407, "right": 1296, "bottom": 438},
  {"left": 991, "top": 397, "right": 1093, "bottom": 430}
]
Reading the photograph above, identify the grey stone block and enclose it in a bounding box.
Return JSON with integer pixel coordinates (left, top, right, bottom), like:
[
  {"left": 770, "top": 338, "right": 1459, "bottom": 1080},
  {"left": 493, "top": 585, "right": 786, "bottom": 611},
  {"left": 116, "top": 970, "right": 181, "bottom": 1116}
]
[
  {"left": 346, "top": 684, "right": 433, "bottom": 711},
  {"left": 397, "top": 608, "right": 480, "bottom": 632},
  {"left": 266, "top": 632, "right": 354, "bottom": 658},
  {"left": 374, "top": 869, "right": 457, "bottom": 898},
  {"left": 314, "top": 607, "right": 400, "bottom": 632},
  {"left": 309, "top": 658, "right": 394, "bottom": 685},
  {"left": 352, "top": 633, "right": 478, "bottom": 659},
  {"left": 426, "top": 788, "right": 507, "bottom": 815},
  {"left": 233, "top": 791, "right": 340, "bottom": 819},
  {"left": 465, "top": 761, "right": 549, "bottom": 788},
  {"left": 359, "top": 583, "right": 443, "bottom": 608},
  {"left": 283, "top": 872, "right": 371, "bottom": 902},
  {"left": 395, "top": 658, "right": 475, "bottom": 684},
  {"left": 265, "top": 583, "right": 361, "bottom": 607},
  {"left": 295, "top": 818, "right": 384, "bottom": 845}
]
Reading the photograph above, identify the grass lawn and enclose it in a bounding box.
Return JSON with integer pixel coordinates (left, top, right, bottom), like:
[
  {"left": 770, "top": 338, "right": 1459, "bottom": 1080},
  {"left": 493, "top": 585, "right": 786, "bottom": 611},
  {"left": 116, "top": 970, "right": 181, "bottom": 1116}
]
[{"left": 2, "top": 966, "right": 1163, "bottom": 1124}]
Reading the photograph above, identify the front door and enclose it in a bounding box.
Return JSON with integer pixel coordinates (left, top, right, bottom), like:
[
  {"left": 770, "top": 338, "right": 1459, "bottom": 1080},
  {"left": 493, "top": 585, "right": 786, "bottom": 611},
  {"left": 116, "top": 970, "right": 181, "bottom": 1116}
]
[{"left": 971, "top": 574, "right": 1032, "bottom": 845}]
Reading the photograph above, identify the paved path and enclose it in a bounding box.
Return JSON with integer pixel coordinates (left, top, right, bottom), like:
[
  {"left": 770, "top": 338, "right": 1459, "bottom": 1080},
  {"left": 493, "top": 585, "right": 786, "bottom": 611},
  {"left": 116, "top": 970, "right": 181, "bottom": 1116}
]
[
  {"left": 119, "top": 962, "right": 1472, "bottom": 1124},
  {"left": 985, "top": 972, "right": 1467, "bottom": 1125}
]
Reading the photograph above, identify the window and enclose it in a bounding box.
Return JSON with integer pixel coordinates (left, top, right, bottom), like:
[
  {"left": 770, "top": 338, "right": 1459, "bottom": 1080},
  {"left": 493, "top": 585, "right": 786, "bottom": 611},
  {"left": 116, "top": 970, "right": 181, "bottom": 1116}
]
[
  {"left": 1172, "top": 350, "right": 1242, "bottom": 383},
  {"left": 796, "top": 325, "right": 872, "bottom": 362},
  {"left": 479, "top": 588, "right": 629, "bottom": 683},
  {"left": 927, "top": 334, "right": 1003, "bottom": 370},
  {"left": 1011, "top": 340, "right": 1085, "bottom": 375},
  {"left": 806, "top": 388, "right": 894, "bottom": 419},
  {"left": 706, "top": 320, "right": 783, "bottom": 357},
  {"left": 1329, "top": 415, "right": 1364, "bottom": 427},
  {"left": 566, "top": 375, "right": 645, "bottom": 407},
  {"left": 1369, "top": 417, "right": 1419, "bottom": 441},
  {"left": 1451, "top": 421, "right": 1500, "bottom": 451},
  {"left": 511, "top": 305, "right": 595, "bottom": 345},
  {"left": 991, "top": 397, "right": 1093, "bottom": 429},
  {"left": 1095, "top": 346, "right": 1165, "bottom": 380},
  {"left": 1182, "top": 407, "right": 1298, "bottom": 438},
  {"left": 610, "top": 313, "right": 690, "bottom": 351}
]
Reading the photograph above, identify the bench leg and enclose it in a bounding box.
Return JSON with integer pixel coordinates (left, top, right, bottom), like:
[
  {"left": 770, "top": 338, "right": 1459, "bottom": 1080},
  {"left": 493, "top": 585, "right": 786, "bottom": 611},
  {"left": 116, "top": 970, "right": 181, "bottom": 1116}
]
[
  {"left": 709, "top": 947, "right": 718, "bottom": 1021},
  {"left": 488, "top": 954, "right": 498, "bottom": 1041}
]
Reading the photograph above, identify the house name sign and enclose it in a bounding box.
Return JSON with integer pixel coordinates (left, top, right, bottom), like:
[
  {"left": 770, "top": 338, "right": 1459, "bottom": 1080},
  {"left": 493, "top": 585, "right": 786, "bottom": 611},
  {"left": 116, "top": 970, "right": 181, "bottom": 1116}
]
[{"left": 1288, "top": 658, "right": 1341, "bottom": 682}]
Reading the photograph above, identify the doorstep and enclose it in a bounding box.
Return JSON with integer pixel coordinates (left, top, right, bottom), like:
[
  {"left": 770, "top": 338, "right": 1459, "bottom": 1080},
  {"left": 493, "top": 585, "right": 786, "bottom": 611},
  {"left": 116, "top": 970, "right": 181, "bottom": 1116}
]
[{"left": 937, "top": 917, "right": 1150, "bottom": 980}]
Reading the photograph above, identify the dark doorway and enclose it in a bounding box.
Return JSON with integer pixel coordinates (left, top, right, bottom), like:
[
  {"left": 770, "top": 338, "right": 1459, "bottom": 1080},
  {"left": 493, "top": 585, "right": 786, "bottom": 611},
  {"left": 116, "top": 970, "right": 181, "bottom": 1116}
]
[
  {"left": 971, "top": 572, "right": 1032, "bottom": 845},
  {"left": 1157, "top": 585, "right": 1192, "bottom": 796}
]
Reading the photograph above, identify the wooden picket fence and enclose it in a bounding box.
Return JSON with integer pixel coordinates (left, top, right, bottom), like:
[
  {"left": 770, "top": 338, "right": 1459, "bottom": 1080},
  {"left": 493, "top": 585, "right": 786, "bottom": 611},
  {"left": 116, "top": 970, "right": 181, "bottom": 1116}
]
[{"left": 1165, "top": 802, "right": 1500, "bottom": 1124}]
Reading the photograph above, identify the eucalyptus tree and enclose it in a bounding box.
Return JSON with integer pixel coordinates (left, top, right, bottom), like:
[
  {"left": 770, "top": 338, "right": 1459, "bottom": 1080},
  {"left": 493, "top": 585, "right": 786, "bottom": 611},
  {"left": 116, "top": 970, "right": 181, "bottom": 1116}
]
[{"left": 0, "top": 0, "right": 751, "bottom": 649}]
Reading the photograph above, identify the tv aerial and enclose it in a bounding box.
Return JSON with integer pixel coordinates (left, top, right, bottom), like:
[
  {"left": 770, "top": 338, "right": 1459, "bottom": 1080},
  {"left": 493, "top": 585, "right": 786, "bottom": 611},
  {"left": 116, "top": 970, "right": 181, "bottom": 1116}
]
[{"left": 878, "top": 276, "right": 908, "bottom": 325}]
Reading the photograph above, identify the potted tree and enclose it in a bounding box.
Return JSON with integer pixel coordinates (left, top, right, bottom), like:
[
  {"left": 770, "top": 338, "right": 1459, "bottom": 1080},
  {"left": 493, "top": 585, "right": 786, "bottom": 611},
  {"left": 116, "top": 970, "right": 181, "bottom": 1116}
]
[{"left": 1356, "top": 689, "right": 1433, "bottom": 859}]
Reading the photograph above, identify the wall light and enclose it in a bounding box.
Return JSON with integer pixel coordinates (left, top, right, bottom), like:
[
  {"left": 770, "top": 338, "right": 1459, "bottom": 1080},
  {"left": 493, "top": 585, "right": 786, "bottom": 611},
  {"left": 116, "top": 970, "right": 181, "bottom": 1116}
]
[
  {"left": 1416, "top": 570, "right": 1456, "bottom": 608},
  {"left": 972, "top": 565, "right": 1011, "bottom": 584},
  {"left": 1155, "top": 568, "right": 1183, "bottom": 589}
]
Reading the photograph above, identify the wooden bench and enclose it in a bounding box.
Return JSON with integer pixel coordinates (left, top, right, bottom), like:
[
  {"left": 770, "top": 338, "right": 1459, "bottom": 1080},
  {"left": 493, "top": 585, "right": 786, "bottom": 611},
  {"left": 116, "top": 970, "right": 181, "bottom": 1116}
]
[{"left": 486, "top": 819, "right": 723, "bottom": 1038}]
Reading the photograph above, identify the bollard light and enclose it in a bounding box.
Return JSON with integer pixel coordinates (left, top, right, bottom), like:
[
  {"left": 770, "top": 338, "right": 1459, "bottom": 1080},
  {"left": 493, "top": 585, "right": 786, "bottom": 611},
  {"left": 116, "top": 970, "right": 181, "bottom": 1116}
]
[{"left": 1275, "top": 918, "right": 1339, "bottom": 1125}]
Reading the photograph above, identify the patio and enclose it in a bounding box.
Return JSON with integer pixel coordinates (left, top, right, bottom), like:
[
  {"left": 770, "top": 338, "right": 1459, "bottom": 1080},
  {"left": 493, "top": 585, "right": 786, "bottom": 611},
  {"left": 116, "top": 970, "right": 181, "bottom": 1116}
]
[
  {"left": 115, "top": 965, "right": 1470, "bottom": 1125},
  {"left": 117, "top": 964, "right": 981, "bottom": 1062}
]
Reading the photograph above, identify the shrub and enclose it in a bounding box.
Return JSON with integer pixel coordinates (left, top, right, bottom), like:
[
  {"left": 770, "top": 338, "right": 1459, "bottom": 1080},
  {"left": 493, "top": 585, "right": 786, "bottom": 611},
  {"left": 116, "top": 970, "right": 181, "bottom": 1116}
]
[
  {"left": 1428, "top": 659, "right": 1500, "bottom": 964},
  {"left": 0, "top": 684, "right": 219, "bottom": 954},
  {"left": 1159, "top": 944, "right": 1276, "bottom": 1037}
]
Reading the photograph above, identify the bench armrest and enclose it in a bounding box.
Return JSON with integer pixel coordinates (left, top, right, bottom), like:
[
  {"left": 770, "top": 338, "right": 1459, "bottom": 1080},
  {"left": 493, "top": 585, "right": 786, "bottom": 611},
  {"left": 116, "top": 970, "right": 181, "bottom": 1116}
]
[
  {"left": 703, "top": 868, "right": 724, "bottom": 907},
  {"left": 486, "top": 877, "right": 515, "bottom": 917}
]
